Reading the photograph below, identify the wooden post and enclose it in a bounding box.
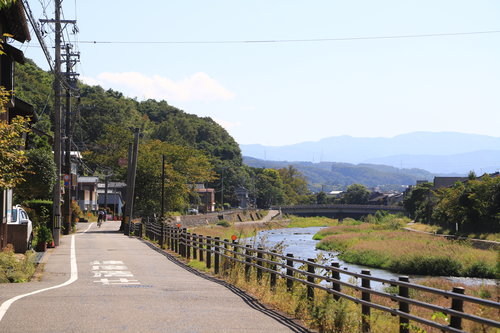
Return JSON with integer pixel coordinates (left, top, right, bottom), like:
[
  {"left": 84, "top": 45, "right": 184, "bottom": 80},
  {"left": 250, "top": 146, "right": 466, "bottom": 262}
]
[
  {"left": 449, "top": 287, "right": 465, "bottom": 330},
  {"left": 286, "top": 253, "right": 294, "bottom": 292},
  {"left": 159, "top": 223, "right": 164, "bottom": 248},
  {"left": 398, "top": 276, "right": 410, "bottom": 333},
  {"left": 257, "top": 247, "right": 263, "bottom": 281},
  {"left": 167, "top": 226, "right": 171, "bottom": 250},
  {"left": 233, "top": 240, "right": 238, "bottom": 260},
  {"left": 174, "top": 227, "right": 179, "bottom": 254},
  {"left": 223, "top": 239, "right": 229, "bottom": 274},
  {"left": 361, "top": 269, "right": 371, "bottom": 333},
  {"left": 214, "top": 237, "right": 220, "bottom": 274},
  {"left": 331, "top": 262, "right": 341, "bottom": 301},
  {"left": 199, "top": 236, "right": 204, "bottom": 262},
  {"left": 186, "top": 233, "right": 191, "bottom": 259},
  {"left": 192, "top": 233, "right": 197, "bottom": 260},
  {"left": 206, "top": 236, "right": 212, "bottom": 269},
  {"left": 245, "top": 245, "right": 252, "bottom": 282},
  {"left": 270, "top": 250, "right": 277, "bottom": 291},
  {"left": 307, "top": 258, "right": 315, "bottom": 301}
]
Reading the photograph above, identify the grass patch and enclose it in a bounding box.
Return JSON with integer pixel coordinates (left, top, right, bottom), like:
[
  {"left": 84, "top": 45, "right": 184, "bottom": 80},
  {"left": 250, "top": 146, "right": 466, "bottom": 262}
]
[
  {"left": 0, "top": 246, "right": 37, "bottom": 283},
  {"left": 316, "top": 226, "right": 498, "bottom": 278},
  {"left": 287, "top": 216, "right": 339, "bottom": 228}
]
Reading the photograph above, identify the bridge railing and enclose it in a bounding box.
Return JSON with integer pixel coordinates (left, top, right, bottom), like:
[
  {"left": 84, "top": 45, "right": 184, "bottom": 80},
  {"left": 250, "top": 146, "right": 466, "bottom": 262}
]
[
  {"left": 273, "top": 204, "right": 406, "bottom": 210},
  {"left": 136, "top": 218, "right": 499, "bottom": 333}
]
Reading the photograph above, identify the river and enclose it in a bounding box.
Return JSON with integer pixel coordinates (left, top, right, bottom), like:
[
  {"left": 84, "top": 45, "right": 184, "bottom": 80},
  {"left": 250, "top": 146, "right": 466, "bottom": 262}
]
[{"left": 250, "top": 226, "right": 497, "bottom": 290}]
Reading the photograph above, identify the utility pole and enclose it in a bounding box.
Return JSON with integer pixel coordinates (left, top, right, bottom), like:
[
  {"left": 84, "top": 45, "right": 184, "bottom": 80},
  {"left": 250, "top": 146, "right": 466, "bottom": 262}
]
[
  {"left": 161, "top": 155, "right": 165, "bottom": 217},
  {"left": 40, "top": 1, "right": 78, "bottom": 244},
  {"left": 51, "top": 0, "right": 62, "bottom": 246},
  {"left": 62, "top": 43, "right": 79, "bottom": 235},
  {"left": 124, "top": 129, "right": 140, "bottom": 235},
  {"left": 120, "top": 143, "right": 133, "bottom": 232},
  {"left": 104, "top": 173, "right": 109, "bottom": 213}
]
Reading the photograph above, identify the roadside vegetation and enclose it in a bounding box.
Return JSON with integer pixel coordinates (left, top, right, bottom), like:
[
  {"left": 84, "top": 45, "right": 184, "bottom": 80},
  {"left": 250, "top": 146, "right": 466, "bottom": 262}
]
[
  {"left": 315, "top": 213, "right": 498, "bottom": 278},
  {"left": 184, "top": 245, "right": 498, "bottom": 333},
  {"left": 0, "top": 245, "right": 36, "bottom": 283}
]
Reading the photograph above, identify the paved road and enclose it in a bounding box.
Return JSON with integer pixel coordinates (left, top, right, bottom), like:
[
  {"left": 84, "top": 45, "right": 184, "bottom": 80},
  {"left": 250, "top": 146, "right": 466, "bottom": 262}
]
[{"left": 0, "top": 221, "right": 310, "bottom": 333}]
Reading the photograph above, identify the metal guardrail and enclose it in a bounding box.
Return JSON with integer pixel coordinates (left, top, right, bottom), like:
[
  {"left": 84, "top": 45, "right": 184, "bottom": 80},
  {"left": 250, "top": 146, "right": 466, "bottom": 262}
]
[{"left": 136, "top": 218, "right": 500, "bottom": 333}]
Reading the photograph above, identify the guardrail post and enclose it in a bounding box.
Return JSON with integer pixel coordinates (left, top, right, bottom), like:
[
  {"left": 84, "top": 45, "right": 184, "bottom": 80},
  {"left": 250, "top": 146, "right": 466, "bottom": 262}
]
[
  {"left": 257, "top": 248, "right": 263, "bottom": 281},
  {"left": 206, "top": 236, "right": 212, "bottom": 269},
  {"left": 223, "top": 239, "right": 229, "bottom": 274},
  {"left": 398, "top": 276, "right": 410, "bottom": 333},
  {"left": 166, "top": 226, "right": 171, "bottom": 250},
  {"left": 449, "top": 287, "right": 465, "bottom": 330},
  {"left": 307, "top": 258, "right": 315, "bottom": 301},
  {"left": 192, "top": 233, "right": 197, "bottom": 260},
  {"left": 199, "top": 236, "right": 204, "bottom": 262},
  {"left": 174, "top": 227, "right": 179, "bottom": 254},
  {"left": 331, "top": 262, "right": 341, "bottom": 301},
  {"left": 361, "top": 269, "right": 371, "bottom": 333},
  {"left": 186, "top": 232, "right": 191, "bottom": 259},
  {"left": 245, "top": 245, "right": 252, "bottom": 282},
  {"left": 159, "top": 223, "right": 164, "bottom": 248},
  {"left": 286, "top": 253, "right": 294, "bottom": 292},
  {"left": 270, "top": 250, "right": 277, "bottom": 291},
  {"left": 181, "top": 228, "right": 187, "bottom": 257},
  {"left": 232, "top": 240, "right": 238, "bottom": 260},
  {"left": 214, "top": 237, "right": 220, "bottom": 274}
]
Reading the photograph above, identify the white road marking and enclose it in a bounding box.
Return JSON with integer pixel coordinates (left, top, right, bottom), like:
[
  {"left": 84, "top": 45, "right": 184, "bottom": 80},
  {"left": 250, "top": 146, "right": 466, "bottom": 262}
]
[
  {"left": 91, "top": 260, "right": 140, "bottom": 285},
  {"left": 0, "top": 222, "right": 92, "bottom": 323}
]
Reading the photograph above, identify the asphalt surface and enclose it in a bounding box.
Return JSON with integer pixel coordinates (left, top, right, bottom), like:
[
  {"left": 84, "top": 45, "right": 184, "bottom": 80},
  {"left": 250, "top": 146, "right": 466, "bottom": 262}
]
[{"left": 0, "top": 221, "right": 310, "bottom": 333}]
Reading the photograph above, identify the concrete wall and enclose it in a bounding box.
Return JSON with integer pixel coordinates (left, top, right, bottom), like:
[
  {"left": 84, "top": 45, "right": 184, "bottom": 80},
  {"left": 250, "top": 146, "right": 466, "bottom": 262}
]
[{"left": 166, "top": 210, "right": 264, "bottom": 228}]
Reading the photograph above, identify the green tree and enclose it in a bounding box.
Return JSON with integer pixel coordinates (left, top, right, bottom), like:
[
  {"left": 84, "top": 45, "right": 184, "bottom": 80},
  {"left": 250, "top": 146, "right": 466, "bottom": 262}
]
[
  {"left": 14, "top": 148, "right": 56, "bottom": 201},
  {"left": 0, "top": 87, "right": 30, "bottom": 188},
  {"left": 255, "top": 169, "right": 285, "bottom": 208},
  {"left": 134, "top": 140, "right": 215, "bottom": 215},
  {"left": 342, "top": 184, "right": 370, "bottom": 204}
]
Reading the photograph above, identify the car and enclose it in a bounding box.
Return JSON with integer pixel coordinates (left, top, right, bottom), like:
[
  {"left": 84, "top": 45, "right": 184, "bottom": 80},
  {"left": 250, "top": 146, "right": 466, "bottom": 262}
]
[
  {"left": 8, "top": 205, "right": 34, "bottom": 251},
  {"left": 187, "top": 208, "right": 198, "bottom": 215}
]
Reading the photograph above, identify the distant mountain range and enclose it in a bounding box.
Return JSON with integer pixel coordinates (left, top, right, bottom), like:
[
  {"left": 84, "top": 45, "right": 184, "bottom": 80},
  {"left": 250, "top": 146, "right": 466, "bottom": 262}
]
[
  {"left": 243, "top": 156, "right": 435, "bottom": 192},
  {"left": 240, "top": 132, "right": 500, "bottom": 174}
]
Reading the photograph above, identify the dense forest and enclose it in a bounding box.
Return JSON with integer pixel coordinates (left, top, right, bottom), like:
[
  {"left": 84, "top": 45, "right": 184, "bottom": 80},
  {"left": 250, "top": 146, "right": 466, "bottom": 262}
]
[{"left": 13, "top": 59, "right": 310, "bottom": 214}]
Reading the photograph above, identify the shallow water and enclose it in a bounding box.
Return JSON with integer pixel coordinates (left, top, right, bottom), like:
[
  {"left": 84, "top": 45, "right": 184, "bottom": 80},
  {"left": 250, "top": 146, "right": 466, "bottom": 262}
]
[{"left": 250, "top": 227, "right": 497, "bottom": 290}]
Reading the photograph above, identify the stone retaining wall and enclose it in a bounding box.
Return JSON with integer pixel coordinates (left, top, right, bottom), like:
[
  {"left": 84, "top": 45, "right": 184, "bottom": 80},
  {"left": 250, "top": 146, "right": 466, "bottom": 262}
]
[{"left": 166, "top": 210, "right": 264, "bottom": 228}]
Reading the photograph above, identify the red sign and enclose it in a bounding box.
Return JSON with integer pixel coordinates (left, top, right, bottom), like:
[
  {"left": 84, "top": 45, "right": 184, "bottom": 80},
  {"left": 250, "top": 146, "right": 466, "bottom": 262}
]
[
  {"left": 176, "top": 224, "right": 181, "bottom": 228},
  {"left": 231, "top": 235, "right": 237, "bottom": 241}
]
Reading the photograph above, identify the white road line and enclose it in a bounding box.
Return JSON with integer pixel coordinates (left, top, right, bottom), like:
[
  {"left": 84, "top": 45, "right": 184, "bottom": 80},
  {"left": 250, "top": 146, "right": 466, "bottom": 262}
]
[{"left": 0, "top": 223, "right": 92, "bottom": 323}]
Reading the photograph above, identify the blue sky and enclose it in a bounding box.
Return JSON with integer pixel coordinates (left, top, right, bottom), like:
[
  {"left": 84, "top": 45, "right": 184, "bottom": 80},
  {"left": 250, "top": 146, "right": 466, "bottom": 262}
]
[{"left": 19, "top": 0, "right": 500, "bottom": 146}]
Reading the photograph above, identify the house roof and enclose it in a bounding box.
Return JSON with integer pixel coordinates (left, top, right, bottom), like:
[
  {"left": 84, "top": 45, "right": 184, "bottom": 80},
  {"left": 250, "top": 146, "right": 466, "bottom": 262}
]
[
  {"left": 1, "top": 1, "right": 31, "bottom": 43},
  {"left": 78, "top": 176, "right": 99, "bottom": 184}
]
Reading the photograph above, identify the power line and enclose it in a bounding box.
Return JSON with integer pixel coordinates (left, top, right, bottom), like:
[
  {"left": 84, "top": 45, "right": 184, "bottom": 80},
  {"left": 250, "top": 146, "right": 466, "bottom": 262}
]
[{"left": 78, "top": 30, "right": 500, "bottom": 45}]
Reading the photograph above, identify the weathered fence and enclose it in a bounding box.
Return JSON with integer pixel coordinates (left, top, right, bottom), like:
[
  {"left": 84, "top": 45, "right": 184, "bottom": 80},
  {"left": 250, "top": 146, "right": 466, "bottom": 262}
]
[{"left": 137, "top": 218, "right": 500, "bottom": 333}]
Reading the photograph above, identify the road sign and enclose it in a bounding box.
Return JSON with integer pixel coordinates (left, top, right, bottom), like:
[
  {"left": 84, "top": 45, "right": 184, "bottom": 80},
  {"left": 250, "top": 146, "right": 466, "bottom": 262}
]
[{"left": 63, "top": 174, "right": 70, "bottom": 181}]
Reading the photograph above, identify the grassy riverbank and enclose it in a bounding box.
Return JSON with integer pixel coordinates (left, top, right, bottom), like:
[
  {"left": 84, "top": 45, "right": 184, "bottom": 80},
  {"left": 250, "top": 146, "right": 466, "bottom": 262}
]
[
  {"left": 189, "top": 216, "right": 338, "bottom": 241},
  {"left": 315, "top": 216, "right": 498, "bottom": 278}
]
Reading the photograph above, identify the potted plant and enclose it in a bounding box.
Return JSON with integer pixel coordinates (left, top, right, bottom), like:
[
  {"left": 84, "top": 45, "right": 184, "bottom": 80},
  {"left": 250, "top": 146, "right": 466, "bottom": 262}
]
[{"left": 35, "top": 225, "right": 52, "bottom": 252}]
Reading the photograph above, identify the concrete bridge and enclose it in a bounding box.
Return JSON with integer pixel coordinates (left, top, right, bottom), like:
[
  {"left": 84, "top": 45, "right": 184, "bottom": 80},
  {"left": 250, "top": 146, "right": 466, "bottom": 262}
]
[{"left": 272, "top": 204, "right": 406, "bottom": 219}]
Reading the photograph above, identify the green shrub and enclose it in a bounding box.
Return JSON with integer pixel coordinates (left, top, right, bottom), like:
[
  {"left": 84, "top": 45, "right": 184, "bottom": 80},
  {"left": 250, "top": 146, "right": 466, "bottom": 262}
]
[
  {"left": 216, "top": 220, "right": 230, "bottom": 227},
  {"left": 390, "top": 256, "right": 463, "bottom": 276},
  {"left": 0, "top": 247, "right": 36, "bottom": 283}
]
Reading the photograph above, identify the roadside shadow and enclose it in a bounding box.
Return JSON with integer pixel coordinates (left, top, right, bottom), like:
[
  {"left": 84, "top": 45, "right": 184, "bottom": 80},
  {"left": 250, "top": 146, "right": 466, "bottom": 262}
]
[
  {"left": 85, "top": 230, "right": 121, "bottom": 234},
  {"left": 140, "top": 240, "right": 313, "bottom": 333}
]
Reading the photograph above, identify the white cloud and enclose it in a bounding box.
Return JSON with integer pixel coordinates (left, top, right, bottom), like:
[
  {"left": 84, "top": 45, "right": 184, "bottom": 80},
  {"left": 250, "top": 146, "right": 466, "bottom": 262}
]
[{"left": 81, "top": 72, "right": 234, "bottom": 103}]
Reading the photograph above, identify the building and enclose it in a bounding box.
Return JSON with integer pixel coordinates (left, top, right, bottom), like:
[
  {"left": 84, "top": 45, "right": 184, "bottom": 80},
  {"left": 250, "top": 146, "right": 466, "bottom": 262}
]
[
  {"left": 235, "top": 186, "right": 250, "bottom": 209},
  {"left": 76, "top": 176, "right": 99, "bottom": 214},
  {"left": 193, "top": 184, "right": 215, "bottom": 213},
  {"left": 97, "top": 182, "right": 126, "bottom": 217},
  {"left": 0, "top": 1, "right": 33, "bottom": 249}
]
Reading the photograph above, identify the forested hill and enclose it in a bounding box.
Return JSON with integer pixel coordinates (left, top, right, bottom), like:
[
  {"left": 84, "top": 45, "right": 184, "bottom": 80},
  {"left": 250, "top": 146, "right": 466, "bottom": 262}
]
[
  {"left": 14, "top": 59, "right": 244, "bottom": 209},
  {"left": 243, "top": 156, "right": 435, "bottom": 192},
  {"left": 15, "top": 59, "right": 241, "bottom": 167}
]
